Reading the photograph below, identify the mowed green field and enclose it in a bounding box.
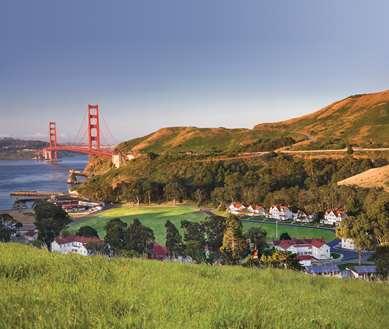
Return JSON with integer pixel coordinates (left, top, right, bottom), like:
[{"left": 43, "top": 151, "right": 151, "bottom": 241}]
[
  {"left": 67, "top": 205, "right": 208, "bottom": 243},
  {"left": 242, "top": 221, "right": 336, "bottom": 241},
  {"left": 67, "top": 205, "right": 336, "bottom": 244},
  {"left": 1, "top": 243, "right": 388, "bottom": 329}
]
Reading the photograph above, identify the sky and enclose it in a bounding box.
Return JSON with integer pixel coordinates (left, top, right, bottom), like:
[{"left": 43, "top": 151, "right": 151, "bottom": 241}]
[{"left": 1, "top": 0, "right": 388, "bottom": 143}]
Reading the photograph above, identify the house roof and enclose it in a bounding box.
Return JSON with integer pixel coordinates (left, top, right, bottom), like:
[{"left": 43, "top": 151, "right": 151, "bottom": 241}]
[
  {"left": 231, "top": 202, "right": 245, "bottom": 208},
  {"left": 297, "top": 255, "right": 314, "bottom": 261},
  {"left": 152, "top": 244, "right": 168, "bottom": 258},
  {"left": 306, "top": 263, "right": 340, "bottom": 274},
  {"left": 326, "top": 208, "right": 346, "bottom": 216},
  {"left": 351, "top": 266, "right": 377, "bottom": 274},
  {"left": 54, "top": 235, "right": 103, "bottom": 245},
  {"left": 274, "top": 239, "right": 327, "bottom": 250},
  {"left": 271, "top": 204, "right": 289, "bottom": 211}
]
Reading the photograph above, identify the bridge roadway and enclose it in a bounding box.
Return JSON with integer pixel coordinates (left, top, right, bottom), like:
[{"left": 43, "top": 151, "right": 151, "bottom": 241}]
[{"left": 44, "top": 145, "right": 113, "bottom": 158}]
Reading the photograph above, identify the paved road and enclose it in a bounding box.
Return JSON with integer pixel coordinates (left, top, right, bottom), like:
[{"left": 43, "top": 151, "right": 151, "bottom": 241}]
[
  {"left": 241, "top": 218, "right": 335, "bottom": 232},
  {"left": 194, "top": 147, "right": 389, "bottom": 162}
]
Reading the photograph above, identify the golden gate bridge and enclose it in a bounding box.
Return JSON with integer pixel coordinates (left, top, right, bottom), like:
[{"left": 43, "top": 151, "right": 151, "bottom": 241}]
[{"left": 39, "top": 104, "right": 115, "bottom": 161}]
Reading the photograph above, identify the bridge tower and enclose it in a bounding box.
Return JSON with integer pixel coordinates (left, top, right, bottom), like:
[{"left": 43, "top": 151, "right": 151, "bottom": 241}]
[
  {"left": 48, "top": 121, "right": 58, "bottom": 161},
  {"left": 87, "top": 104, "right": 101, "bottom": 151}
]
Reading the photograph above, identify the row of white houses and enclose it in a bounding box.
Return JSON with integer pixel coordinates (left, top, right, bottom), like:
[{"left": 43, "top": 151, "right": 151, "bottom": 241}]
[{"left": 228, "top": 202, "right": 347, "bottom": 225}]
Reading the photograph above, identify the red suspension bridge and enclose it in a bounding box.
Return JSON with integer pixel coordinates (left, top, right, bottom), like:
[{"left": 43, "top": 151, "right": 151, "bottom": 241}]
[{"left": 40, "top": 104, "right": 115, "bottom": 160}]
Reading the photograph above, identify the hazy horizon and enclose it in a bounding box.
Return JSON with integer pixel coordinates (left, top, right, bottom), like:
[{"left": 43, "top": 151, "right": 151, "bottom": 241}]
[{"left": 1, "top": 0, "right": 389, "bottom": 142}]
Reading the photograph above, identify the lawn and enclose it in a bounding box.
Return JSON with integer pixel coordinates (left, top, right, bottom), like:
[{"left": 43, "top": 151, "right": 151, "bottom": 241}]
[
  {"left": 242, "top": 221, "right": 336, "bottom": 241},
  {"left": 66, "top": 205, "right": 208, "bottom": 243},
  {"left": 0, "top": 243, "right": 388, "bottom": 329},
  {"left": 67, "top": 205, "right": 336, "bottom": 244}
]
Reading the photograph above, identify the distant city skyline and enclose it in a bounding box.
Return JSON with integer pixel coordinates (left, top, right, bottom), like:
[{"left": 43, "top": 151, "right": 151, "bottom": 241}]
[{"left": 1, "top": 0, "right": 388, "bottom": 142}]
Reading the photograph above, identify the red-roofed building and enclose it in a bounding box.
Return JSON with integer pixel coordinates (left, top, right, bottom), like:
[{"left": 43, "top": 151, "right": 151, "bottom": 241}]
[
  {"left": 247, "top": 204, "right": 267, "bottom": 217},
  {"left": 152, "top": 244, "right": 168, "bottom": 260},
  {"left": 228, "top": 202, "right": 246, "bottom": 215},
  {"left": 273, "top": 238, "right": 331, "bottom": 261},
  {"left": 322, "top": 208, "right": 347, "bottom": 226},
  {"left": 269, "top": 205, "right": 293, "bottom": 220},
  {"left": 51, "top": 235, "right": 104, "bottom": 256}
]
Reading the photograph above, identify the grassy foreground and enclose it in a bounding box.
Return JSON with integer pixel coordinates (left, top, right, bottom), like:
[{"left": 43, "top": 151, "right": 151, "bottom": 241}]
[
  {"left": 1, "top": 244, "right": 388, "bottom": 329},
  {"left": 67, "top": 205, "right": 335, "bottom": 243}
]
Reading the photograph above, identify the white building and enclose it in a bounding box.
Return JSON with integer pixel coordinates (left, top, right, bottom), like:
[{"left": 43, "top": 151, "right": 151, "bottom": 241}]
[
  {"left": 293, "top": 210, "right": 315, "bottom": 223},
  {"left": 322, "top": 209, "right": 347, "bottom": 226},
  {"left": 269, "top": 205, "right": 293, "bottom": 221},
  {"left": 341, "top": 238, "right": 355, "bottom": 250},
  {"left": 228, "top": 202, "right": 246, "bottom": 215},
  {"left": 246, "top": 204, "right": 267, "bottom": 217},
  {"left": 274, "top": 238, "right": 331, "bottom": 266},
  {"left": 51, "top": 235, "right": 103, "bottom": 256}
]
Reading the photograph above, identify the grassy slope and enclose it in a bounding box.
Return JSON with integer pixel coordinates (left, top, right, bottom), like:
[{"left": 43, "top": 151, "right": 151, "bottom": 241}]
[
  {"left": 337, "top": 164, "right": 389, "bottom": 192},
  {"left": 1, "top": 243, "right": 388, "bottom": 329},
  {"left": 67, "top": 205, "right": 335, "bottom": 243},
  {"left": 254, "top": 90, "right": 389, "bottom": 149},
  {"left": 116, "top": 90, "right": 389, "bottom": 155}
]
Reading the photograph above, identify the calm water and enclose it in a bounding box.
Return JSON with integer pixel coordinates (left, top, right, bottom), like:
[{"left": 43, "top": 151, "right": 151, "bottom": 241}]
[{"left": 0, "top": 156, "right": 88, "bottom": 210}]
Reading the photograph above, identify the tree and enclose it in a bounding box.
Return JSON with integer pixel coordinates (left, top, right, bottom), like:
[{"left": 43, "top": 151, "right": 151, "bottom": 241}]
[
  {"left": 77, "top": 226, "right": 99, "bottom": 238},
  {"left": 375, "top": 245, "right": 389, "bottom": 278},
  {"left": 0, "top": 224, "right": 12, "bottom": 242},
  {"left": 165, "top": 220, "right": 184, "bottom": 258},
  {"left": 0, "top": 214, "right": 19, "bottom": 242},
  {"left": 34, "top": 201, "right": 71, "bottom": 251},
  {"left": 220, "top": 214, "right": 248, "bottom": 264},
  {"left": 164, "top": 177, "right": 185, "bottom": 204},
  {"left": 202, "top": 215, "right": 226, "bottom": 256},
  {"left": 181, "top": 220, "right": 205, "bottom": 262},
  {"left": 245, "top": 227, "right": 267, "bottom": 252},
  {"left": 104, "top": 218, "right": 127, "bottom": 252},
  {"left": 346, "top": 144, "right": 354, "bottom": 155},
  {"left": 279, "top": 232, "right": 291, "bottom": 240},
  {"left": 337, "top": 215, "right": 376, "bottom": 264},
  {"left": 126, "top": 219, "right": 155, "bottom": 256},
  {"left": 260, "top": 250, "right": 301, "bottom": 270}
]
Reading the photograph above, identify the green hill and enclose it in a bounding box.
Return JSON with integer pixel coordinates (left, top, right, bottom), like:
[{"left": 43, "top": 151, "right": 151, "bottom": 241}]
[
  {"left": 1, "top": 243, "right": 388, "bottom": 329},
  {"left": 116, "top": 90, "right": 389, "bottom": 155}
]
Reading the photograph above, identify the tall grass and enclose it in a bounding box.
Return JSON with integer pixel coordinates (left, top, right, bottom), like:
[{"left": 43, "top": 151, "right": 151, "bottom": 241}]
[{"left": 0, "top": 243, "right": 388, "bottom": 329}]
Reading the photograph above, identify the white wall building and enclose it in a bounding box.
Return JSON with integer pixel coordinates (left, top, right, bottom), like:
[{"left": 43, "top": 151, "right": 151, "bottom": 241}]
[
  {"left": 274, "top": 238, "right": 331, "bottom": 265},
  {"left": 246, "top": 204, "right": 267, "bottom": 217},
  {"left": 228, "top": 202, "right": 246, "bottom": 215},
  {"left": 322, "top": 209, "right": 347, "bottom": 226},
  {"left": 293, "top": 210, "right": 315, "bottom": 223},
  {"left": 269, "top": 205, "right": 293, "bottom": 221},
  {"left": 51, "top": 236, "right": 103, "bottom": 256},
  {"left": 341, "top": 238, "right": 355, "bottom": 250}
]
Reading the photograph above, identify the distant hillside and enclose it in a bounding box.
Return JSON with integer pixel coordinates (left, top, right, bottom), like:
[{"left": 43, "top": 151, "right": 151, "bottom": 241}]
[
  {"left": 0, "top": 138, "right": 47, "bottom": 160},
  {"left": 117, "top": 90, "right": 389, "bottom": 155},
  {"left": 338, "top": 164, "right": 389, "bottom": 192},
  {"left": 1, "top": 243, "right": 388, "bottom": 329},
  {"left": 255, "top": 90, "right": 389, "bottom": 149}
]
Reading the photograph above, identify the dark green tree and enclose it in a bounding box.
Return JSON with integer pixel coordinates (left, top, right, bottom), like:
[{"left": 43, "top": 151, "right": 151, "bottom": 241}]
[
  {"left": 220, "top": 214, "right": 248, "bottom": 264},
  {"left": 245, "top": 227, "right": 267, "bottom": 251},
  {"left": 77, "top": 226, "right": 99, "bottom": 238},
  {"left": 34, "top": 201, "right": 71, "bottom": 251},
  {"left": 0, "top": 224, "right": 12, "bottom": 242},
  {"left": 202, "top": 215, "right": 226, "bottom": 255},
  {"left": 104, "top": 218, "right": 127, "bottom": 252},
  {"left": 165, "top": 220, "right": 184, "bottom": 257},
  {"left": 126, "top": 219, "right": 155, "bottom": 256},
  {"left": 279, "top": 232, "right": 291, "bottom": 240}
]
